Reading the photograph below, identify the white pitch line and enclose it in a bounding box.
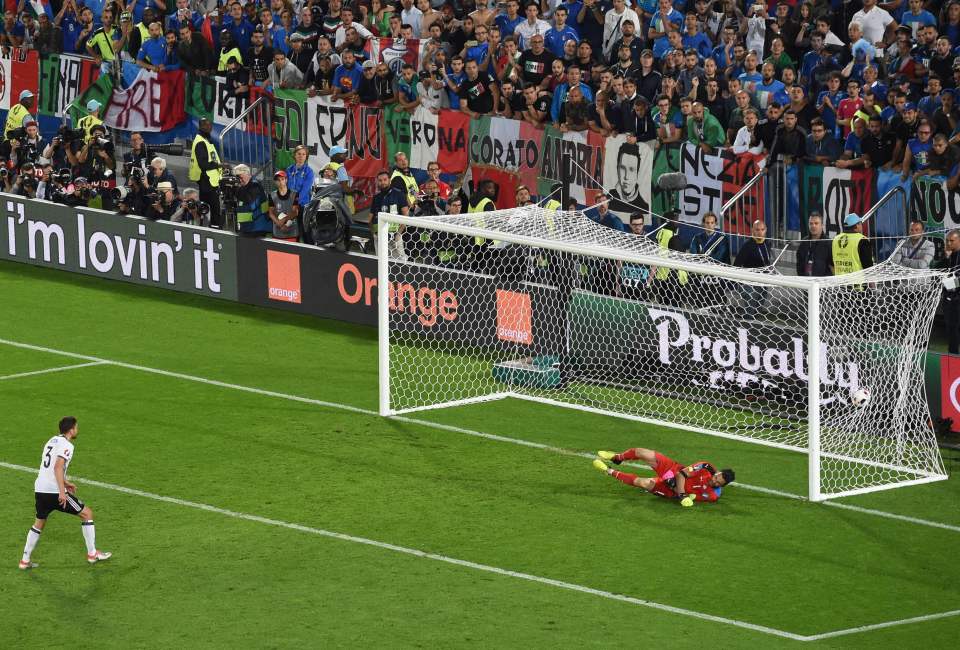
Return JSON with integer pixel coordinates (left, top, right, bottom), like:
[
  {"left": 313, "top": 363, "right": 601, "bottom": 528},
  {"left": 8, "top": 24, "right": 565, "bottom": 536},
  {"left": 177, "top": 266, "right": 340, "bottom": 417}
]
[
  {"left": 805, "top": 609, "right": 960, "bottom": 641},
  {"left": 0, "top": 361, "right": 107, "bottom": 381},
  {"left": 1, "top": 336, "right": 959, "bottom": 538},
  {"left": 0, "top": 460, "right": 805, "bottom": 642},
  {"left": 2, "top": 340, "right": 960, "bottom": 641}
]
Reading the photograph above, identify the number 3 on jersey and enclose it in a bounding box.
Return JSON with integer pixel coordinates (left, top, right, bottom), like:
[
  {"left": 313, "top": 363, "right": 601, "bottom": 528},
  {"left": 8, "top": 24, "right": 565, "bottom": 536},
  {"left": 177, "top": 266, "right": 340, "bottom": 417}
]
[{"left": 43, "top": 445, "right": 53, "bottom": 468}]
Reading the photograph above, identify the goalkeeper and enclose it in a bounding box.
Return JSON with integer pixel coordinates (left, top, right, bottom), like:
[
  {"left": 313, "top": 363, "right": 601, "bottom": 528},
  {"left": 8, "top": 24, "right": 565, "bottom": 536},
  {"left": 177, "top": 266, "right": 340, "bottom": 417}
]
[{"left": 592, "top": 448, "right": 734, "bottom": 506}]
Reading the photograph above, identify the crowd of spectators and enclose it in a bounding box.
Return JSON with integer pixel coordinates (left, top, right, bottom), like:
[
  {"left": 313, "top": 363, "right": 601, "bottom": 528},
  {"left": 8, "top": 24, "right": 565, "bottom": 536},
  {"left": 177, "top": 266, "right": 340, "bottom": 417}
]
[
  {"left": 6, "top": 0, "right": 960, "bottom": 247},
  {"left": 4, "top": 0, "right": 960, "bottom": 185}
]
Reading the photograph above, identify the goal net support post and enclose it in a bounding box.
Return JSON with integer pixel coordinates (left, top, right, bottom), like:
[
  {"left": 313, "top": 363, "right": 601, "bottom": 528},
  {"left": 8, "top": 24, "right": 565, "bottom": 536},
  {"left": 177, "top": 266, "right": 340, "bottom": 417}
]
[{"left": 377, "top": 207, "right": 948, "bottom": 502}]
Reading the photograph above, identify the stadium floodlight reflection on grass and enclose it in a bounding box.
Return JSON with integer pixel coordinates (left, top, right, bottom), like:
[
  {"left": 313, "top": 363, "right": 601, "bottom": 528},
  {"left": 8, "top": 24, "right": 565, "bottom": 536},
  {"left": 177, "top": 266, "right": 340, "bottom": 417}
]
[{"left": 377, "top": 205, "right": 948, "bottom": 502}]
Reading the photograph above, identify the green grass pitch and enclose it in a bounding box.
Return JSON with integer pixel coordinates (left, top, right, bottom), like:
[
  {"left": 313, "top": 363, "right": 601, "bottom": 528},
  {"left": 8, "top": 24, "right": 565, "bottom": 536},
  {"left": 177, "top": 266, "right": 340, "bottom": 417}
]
[{"left": 1, "top": 259, "right": 959, "bottom": 647}]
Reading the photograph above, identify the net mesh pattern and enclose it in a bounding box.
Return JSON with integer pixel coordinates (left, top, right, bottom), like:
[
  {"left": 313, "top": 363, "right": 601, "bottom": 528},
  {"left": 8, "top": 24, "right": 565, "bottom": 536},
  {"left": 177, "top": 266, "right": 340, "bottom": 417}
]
[{"left": 381, "top": 207, "right": 947, "bottom": 499}]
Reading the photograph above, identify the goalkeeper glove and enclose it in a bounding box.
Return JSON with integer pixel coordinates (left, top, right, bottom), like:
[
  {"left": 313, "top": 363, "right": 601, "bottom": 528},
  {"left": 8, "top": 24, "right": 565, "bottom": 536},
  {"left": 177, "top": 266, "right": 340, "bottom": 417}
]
[{"left": 680, "top": 494, "right": 695, "bottom": 508}]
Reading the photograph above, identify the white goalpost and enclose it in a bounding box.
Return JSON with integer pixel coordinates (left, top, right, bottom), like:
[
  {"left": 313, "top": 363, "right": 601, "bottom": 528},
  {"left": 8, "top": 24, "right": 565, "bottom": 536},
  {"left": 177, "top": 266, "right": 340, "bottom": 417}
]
[{"left": 377, "top": 205, "right": 948, "bottom": 501}]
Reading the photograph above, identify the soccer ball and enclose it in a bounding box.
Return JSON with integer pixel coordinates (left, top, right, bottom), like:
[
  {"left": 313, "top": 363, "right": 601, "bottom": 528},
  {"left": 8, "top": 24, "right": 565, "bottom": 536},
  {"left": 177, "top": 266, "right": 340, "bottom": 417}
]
[{"left": 850, "top": 388, "right": 871, "bottom": 408}]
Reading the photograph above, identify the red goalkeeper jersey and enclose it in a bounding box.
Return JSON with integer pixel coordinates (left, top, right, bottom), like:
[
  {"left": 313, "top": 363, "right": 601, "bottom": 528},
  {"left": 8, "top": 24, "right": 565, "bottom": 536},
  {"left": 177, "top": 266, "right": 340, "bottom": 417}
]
[
  {"left": 683, "top": 467, "right": 721, "bottom": 503},
  {"left": 651, "top": 461, "right": 722, "bottom": 502}
]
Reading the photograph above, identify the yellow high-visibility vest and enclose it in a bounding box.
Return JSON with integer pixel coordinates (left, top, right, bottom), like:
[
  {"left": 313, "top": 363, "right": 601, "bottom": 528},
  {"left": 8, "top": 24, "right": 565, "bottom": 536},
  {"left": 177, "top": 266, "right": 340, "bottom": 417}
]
[
  {"left": 218, "top": 46, "right": 243, "bottom": 71},
  {"left": 390, "top": 168, "right": 418, "bottom": 206},
  {"left": 77, "top": 114, "right": 103, "bottom": 142},
  {"left": 654, "top": 228, "right": 688, "bottom": 284},
  {"left": 87, "top": 27, "right": 117, "bottom": 61},
  {"left": 189, "top": 134, "right": 222, "bottom": 187},
  {"left": 832, "top": 233, "right": 865, "bottom": 276},
  {"left": 468, "top": 197, "right": 495, "bottom": 246},
  {"left": 3, "top": 104, "right": 31, "bottom": 138}
]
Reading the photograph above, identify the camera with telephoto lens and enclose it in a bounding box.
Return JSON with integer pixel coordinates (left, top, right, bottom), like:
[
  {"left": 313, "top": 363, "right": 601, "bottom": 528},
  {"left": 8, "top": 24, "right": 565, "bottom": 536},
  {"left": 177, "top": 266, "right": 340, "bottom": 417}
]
[
  {"left": 143, "top": 143, "right": 184, "bottom": 157},
  {"left": 219, "top": 171, "right": 242, "bottom": 189},
  {"left": 144, "top": 190, "right": 161, "bottom": 205},
  {"left": 7, "top": 127, "right": 28, "bottom": 144},
  {"left": 89, "top": 136, "right": 111, "bottom": 152},
  {"left": 75, "top": 186, "right": 99, "bottom": 201},
  {"left": 128, "top": 166, "right": 146, "bottom": 182},
  {"left": 21, "top": 176, "right": 38, "bottom": 193},
  {"left": 56, "top": 125, "right": 85, "bottom": 144},
  {"left": 185, "top": 199, "right": 210, "bottom": 216}
]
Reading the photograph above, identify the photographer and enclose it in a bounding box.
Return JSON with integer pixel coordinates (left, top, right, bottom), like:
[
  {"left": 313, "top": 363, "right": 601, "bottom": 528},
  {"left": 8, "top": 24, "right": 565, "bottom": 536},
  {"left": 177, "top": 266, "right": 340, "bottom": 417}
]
[
  {"left": 76, "top": 124, "right": 117, "bottom": 205},
  {"left": 34, "top": 164, "right": 57, "bottom": 201},
  {"left": 230, "top": 164, "right": 272, "bottom": 236},
  {"left": 145, "top": 181, "right": 181, "bottom": 221},
  {"left": 111, "top": 176, "right": 150, "bottom": 216},
  {"left": 58, "top": 176, "right": 100, "bottom": 208},
  {"left": 170, "top": 188, "right": 210, "bottom": 225},
  {"left": 43, "top": 125, "right": 84, "bottom": 172},
  {"left": 414, "top": 179, "right": 446, "bottom": 217},
  {"left": 2, "top": 120, "right": 45, "bottom": 171},
  {"left": 122, "top": 132, "right": 150, "bottom": 181},
  {"left": 3, "top": 162, "right": 40, "bottom": 198},
  {"left": 147, "top": 156, "right": 178, "bottom": 194}
]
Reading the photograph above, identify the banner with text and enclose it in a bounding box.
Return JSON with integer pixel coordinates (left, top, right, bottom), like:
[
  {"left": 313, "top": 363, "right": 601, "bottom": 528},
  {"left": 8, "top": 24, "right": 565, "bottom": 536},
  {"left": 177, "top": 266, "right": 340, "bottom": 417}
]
[
  {"left": 409, "top": 106, "right": 469, "bottom": 173},
  {"left": 800, "top": 165, "right": 875, "bottom": 237},
  {"left": 38, "top": 52, "right": 99, "bottom": 117},
  {"left": 0, "top": 198, "right": 237, "bottom": 300},
  {"left": 101, "top": 69, "right": 186, "bottom": 132}
]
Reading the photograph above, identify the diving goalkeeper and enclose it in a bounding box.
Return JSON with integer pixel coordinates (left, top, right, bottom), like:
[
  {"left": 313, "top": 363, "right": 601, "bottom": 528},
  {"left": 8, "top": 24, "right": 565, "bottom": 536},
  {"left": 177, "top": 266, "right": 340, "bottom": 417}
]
[{"left": 592, "top": 448, "right": 735, "bottom": 506}]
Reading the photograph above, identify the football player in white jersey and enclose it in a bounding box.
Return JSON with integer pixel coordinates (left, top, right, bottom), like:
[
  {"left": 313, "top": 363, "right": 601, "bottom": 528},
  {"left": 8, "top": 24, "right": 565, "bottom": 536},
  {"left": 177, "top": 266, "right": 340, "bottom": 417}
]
[{"left": 19, "top": 417, "right": 111, "bottom": 570}]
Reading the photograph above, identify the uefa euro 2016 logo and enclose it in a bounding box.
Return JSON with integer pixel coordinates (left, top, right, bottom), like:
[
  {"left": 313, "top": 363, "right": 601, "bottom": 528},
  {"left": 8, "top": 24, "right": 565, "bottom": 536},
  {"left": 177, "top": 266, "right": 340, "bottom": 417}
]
[{"left": 380, "top": 38, "right": 413, "bottom": 76}]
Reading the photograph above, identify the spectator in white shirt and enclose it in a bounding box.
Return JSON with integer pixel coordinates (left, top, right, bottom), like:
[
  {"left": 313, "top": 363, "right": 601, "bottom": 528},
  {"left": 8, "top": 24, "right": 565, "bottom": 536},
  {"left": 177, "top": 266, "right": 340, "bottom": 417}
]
[
  {"left": 850, "top": 0, "right": 897, "bottom": 48},
  {"left": 732, "top": 108, "right": 765, "bottom": 155},
  {"left": 514, "top": 3, "right": 551, "bottom": 50},
  {"left": 603, "top": 0, "right": 640, "bottom": 59},
  {"left": 334, "top": 7, "right": 374, "bottom": 48}
]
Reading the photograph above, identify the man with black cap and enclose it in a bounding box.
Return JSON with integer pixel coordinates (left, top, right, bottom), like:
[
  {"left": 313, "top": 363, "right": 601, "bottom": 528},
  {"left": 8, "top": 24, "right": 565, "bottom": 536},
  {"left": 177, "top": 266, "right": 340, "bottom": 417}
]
[
  {"left": 633, "top": 49, "right": 661, "bottom": 103},
  {"left": 622, "top": 95, "right": 656, "bottom": 143},
  {"left": 891, "top": 101, "right": 920, "bottom": 168},
  {"left": 4, "top": 90, "right": 36, "bottom": 139},
  {"left": 832, "top": 213, "right": 874, "bottom": 277},
  {"left": 189, "top": 118, "right": 223, "bottom": 228}
]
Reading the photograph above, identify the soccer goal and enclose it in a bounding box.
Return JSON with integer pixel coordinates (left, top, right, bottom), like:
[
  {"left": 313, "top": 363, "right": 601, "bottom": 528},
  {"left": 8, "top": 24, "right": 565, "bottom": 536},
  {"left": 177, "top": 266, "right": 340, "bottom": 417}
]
[{"left": 376, "top": 205, "right": 948, "bottom": 501}]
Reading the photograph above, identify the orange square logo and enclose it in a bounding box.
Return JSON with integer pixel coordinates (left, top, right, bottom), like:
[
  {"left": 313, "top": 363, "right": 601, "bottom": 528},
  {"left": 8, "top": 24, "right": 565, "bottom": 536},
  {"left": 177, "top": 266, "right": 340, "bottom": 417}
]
[
  {"left": 267, "top": 250, "right": 302, "bottom": 304},
  {"left": 496, "top": 289, "right": 532, "bottom": 345}
]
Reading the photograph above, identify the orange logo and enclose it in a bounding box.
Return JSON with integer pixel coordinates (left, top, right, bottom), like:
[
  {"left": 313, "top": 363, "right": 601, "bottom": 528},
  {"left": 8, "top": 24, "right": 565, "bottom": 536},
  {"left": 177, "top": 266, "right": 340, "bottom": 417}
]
[
  {"left": 496, "top": 289, "right": 532, "bottom": 345},
  {"left": 267, "top": 250, "right": 301, "bottom": 304}
]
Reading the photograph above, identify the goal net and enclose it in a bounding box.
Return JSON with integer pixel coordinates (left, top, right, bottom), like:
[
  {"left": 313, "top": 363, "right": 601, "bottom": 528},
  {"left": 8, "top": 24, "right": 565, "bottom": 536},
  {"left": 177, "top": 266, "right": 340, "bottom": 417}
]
[{"left": 377, "top": 205, "right": 948, "bottom": 501}]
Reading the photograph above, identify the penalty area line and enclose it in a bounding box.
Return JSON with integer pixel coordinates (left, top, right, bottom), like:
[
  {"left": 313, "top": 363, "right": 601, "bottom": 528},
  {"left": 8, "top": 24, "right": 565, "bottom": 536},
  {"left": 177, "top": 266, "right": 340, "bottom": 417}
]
[
  {"left": 0, "top": 361, "right": 108, "bottom": 382},
  {"left": 1, "top": 336, "right": 959, "bottom": 538},
  {"left": 0, "top": 460, "right": 805, "bottom": 642}
]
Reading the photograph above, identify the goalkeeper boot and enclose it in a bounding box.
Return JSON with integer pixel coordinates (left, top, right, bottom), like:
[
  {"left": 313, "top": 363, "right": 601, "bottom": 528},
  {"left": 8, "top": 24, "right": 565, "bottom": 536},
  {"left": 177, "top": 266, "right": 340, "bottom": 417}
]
[
  {"left": 592, "top": 459, "right": 610, "bottom": 473},
  {"left": 597, "top": 451, "right": 621, "bottom": 464}
]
